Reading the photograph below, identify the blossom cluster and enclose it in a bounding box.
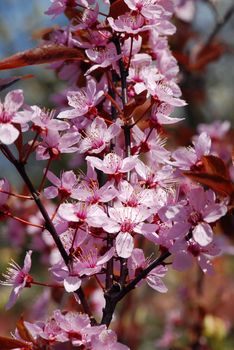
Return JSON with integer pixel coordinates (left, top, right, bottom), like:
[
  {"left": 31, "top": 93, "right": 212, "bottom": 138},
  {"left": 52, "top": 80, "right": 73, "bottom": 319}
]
[{"left": 0, "top": 0, "right": 232, "bottom": 348}]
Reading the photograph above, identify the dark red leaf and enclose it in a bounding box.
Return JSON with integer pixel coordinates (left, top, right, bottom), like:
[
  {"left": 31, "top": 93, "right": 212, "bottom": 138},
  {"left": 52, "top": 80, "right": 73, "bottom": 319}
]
[
  {"left": 0, "top": 45, "right": 85, "bottom": 71},
  {"left": 109, "top": 0, "right": 129, "bottom": 18},
  {"left": 201, "top": 155, "right": 231, "bottom": 180},
  {"left": 184, "top": 155, "right": 234, "bottom": 196},
  {"left": 183, "top": 173, "right": 234, "bottom": 196},
  {"left": 0, "top": 336, "right": 31, "bottom": 349}
]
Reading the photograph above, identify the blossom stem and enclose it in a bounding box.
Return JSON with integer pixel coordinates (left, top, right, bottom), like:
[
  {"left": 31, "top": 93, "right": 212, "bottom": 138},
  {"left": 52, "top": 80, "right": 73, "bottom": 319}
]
[
  {"left": 38, "top": 157, "right": 52, "bottom": 193},
  {"left": 4, "top": 211, "right": 44, "bottom": 229},
  {"left": 0, "top": 188, "right": 33, "bottom": 200},
  {"left": 50, "top": 200, "right": 62, "bottom": 221},
  {"left": 32, "top": 280, "right": 63, "bottom": 288},
  {"left": 23, "top": 131, "right": 39, "bottom": 164}
]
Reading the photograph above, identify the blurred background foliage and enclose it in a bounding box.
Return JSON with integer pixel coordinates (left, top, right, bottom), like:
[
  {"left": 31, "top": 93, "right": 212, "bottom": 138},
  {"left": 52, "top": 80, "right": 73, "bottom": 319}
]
[{"left": 0, "top": 1, "right": 234, "bottom": 349}]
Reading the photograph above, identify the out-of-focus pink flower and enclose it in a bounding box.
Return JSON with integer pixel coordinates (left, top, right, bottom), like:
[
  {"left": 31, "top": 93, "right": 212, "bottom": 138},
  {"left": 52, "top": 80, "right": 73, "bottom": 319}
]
[
  {"left": 0, "top": 178, "right": 10, "bottom": 208},
  {"left": 197, "top": 120, "right": 231, "bottom": 140},
  {"left": 174, "top": 0, "right": 195, "bottom": 22},
  {"left": 124, "top": 0, "right": 173, "bottom": 20},
  {"left": 72, "top": 3, "right": 99, "bottom": 30},
  {"left": 0, "top": 251, "right": 33, "bottom": 309},
  {"left": 45, "top": 0, "right": 73, "bottom": 18},
  {"left": 90, "top": 328, "right": 130, "bottom": 349}
]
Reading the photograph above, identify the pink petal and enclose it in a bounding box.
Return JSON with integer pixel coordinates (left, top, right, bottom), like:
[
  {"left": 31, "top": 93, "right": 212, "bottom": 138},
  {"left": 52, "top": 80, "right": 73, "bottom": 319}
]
[
  {"left": 23, "top": 250, "right": 32, "bottom": 272},
  {"left": 58, "top": 203, "right": 79, "bottom": 222},
  {"left": 193, "top": 222, "right": 213, "bottom": 246},
  {"left": 97, "top": 247, "right": 115, "bottom": 265},
  {"left": 87, "top": 205, "right": 108, "bottom": 227},
  {"left": 44, "top": 186, "right": 59, "bottom": 199},
  {"left": 46, "top": 170, "right": 60, "bottom": 186},
  {"left": 5, "top": 89, "right": 24, "bottom": 114},
  {"left": 121, "top": 156, "right": 137, "bottom": 172},
  {"left": 116, "top": 232, "right": 134, "bottom": 258},
  {"left": 64, "top": 276, "right": 81, "bottom": 293},
  {"left": 146, "top": 275, "right": 168, "bottom": 293},
  {"left": 172, "top": 251, "right": 193, "bottom": 271},
  {"left": 0, "top": 124, "right": 19, "bottom": 145},
  {"left": 203, "top": 204, "right": 227, "bottom": 223}
]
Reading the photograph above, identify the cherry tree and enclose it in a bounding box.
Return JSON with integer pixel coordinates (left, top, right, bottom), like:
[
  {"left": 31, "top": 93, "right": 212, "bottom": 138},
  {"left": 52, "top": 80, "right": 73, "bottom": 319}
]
[{"left": 0, "top": 0, "right": 233, "bottom": 349}]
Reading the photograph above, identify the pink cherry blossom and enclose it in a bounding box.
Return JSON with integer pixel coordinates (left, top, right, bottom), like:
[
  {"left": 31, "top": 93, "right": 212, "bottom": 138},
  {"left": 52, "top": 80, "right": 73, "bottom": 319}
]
[
  {"left": 135, "top": 159, "right": 175, "bottom": 189},
  {"left": 86, "top": 153, "right": 137, "bottom": 179},
  {"left": 132, "top": 126, "right": 171, "bottom": 163},
  {"left": 57, "top": 78, "right": 104, "bottom": 120},
  {"left": 36, "top": 130, "right": 80, "bottom": 160},
  {"left": 78, "top": 117, "right": 121, "bottom": 154},
  {"left": 124, "top": 0, "right": 173, "bottom": 20},
  {"left": 0, "top": 251, "right": 33, "bottom": 309},
  {"left": 174, "top": 0, "right": 195, "bottom": 22},
  {"left": 58, "top": 202, "right": 107, "bottom": 227},
  {"left": 44, "top": 170, "right": 79, "bottom": 199},
  {"left": 102, "top": 204, "right": 157, "bottom": 258},
  {"left": 149, "top": 103, "right": 184, "bottom": 129},
  {"left": 28, "top": 106, "right": 70, "bottom": 133},
  {"left": 128, "top": 248, "right": 168, "bottom": 292},
  {"left": 170, "top": 238, "right": 221, "bottom": 274},
  {"left": 108, "top": 13, "right": 152, "bottom": 35},
  {"left": 51, "top": 246, "right": 115, "bottom": 292},
  {"left": 90, "top": 329, "right": 130, "bottom": 350},
  {"left": 72, "top": 3, "right": 99, "bottom": 30},
  {"left": 163, "top": 187, "right": 227, "bottom": 246},
  {"left": 197, "top": 120, "right": 231, "bottom": 140},
  {"left": 117, "top": 180, "right": 156, "bottom": 208},
  {"left": 172, "top": 132, "right": 211, "bottom": 170},
  {"left": 85, "top": 43, "right": 121, "bottom": 75},
  {"left": 72, "top": 179, "right": 118, "bottom": 204}
]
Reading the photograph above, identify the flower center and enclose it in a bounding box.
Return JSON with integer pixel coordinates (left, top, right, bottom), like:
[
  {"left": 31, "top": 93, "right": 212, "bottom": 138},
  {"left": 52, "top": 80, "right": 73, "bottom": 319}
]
[
  {"left": 188, "top": 211, "right": 202, "bottom": 225},
  {"left": 120, "top": 220, "right": 135, "bottom": 233},
  {"left": 0, "top": 111, "right": 12, "bottom": 124}
]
